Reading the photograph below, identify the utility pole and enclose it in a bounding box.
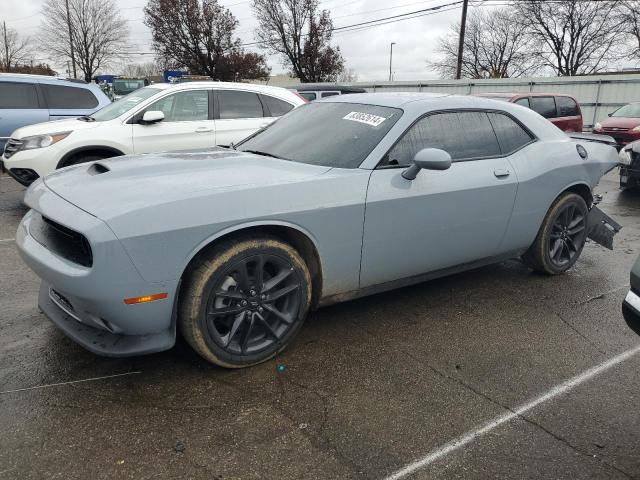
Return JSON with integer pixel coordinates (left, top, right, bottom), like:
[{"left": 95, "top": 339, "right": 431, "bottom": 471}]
[
  {"left": 455, "top": 0, "right": 469, "bottom": 80},
  {"left": 3, "top": 21, "right": 9, "bottom": 70},
  {"left": 389, "top": 42, "right": 396, "bottom": 82},
  {"left": 65, "top": 0, "right": 77, "bottom": 78}
]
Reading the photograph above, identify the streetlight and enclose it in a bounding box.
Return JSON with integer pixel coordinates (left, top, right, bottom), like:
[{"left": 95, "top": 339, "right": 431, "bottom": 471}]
[{"left": 389, "top": 42, "right": 396, "bottom": 82}]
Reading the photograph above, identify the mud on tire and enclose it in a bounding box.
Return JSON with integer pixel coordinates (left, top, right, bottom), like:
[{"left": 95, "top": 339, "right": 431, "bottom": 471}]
[{"left": 178, "top": 235, "right": 312, "bottom": 368}]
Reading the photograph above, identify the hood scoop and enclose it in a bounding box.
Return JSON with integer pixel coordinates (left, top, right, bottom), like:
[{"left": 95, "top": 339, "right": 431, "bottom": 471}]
[{"left": 87, "top": 162, "right": 111, "bottom": 175}]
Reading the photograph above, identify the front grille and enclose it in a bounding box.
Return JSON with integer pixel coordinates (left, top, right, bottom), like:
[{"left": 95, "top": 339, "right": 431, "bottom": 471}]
[
  {"left": 30, "top": 214, "right": 93, "bottom": 267},
  {"left": 3, "top": 138, "right": 23, "bottom": 159}
]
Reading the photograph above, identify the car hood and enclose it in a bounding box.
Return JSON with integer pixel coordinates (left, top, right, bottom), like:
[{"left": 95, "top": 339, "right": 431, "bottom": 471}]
[
  {"left": 42, "top": 149, "right": 333, "bottom": 220},
  {"left": 599, "top": 117, "right": 640, "bottom": 129},
  {"left": 11, "top": 117, "right": 103, "bottom": 139}
]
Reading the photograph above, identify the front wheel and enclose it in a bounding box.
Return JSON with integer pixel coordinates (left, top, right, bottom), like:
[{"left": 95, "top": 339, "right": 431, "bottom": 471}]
[
  {"left": 179, "top": 235, "right": 312, "bottom": 368},
  {"left": 522, "top": 192, "right": 588, "bottom": 275}
]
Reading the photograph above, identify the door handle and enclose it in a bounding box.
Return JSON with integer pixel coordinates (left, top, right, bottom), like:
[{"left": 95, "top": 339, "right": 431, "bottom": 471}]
[
  {"left": 494, "top": 169, "right": 510, "bottom": 178},
  {"left": 195, "top": 127, "right": 213, "bottom": 133}
]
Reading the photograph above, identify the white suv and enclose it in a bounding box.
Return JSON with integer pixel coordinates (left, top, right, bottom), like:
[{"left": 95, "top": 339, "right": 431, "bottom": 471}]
[{"left": 2, "top": 82, "right": 306, "bottom": 185}]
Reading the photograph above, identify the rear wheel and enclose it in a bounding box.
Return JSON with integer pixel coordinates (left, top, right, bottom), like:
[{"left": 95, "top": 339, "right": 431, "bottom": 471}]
[
  {"left": 179, "top": 235, "right": 312, "bottom": 368},
  {"left": 522, "top": 193, "right": 588, "bottom": 275}
]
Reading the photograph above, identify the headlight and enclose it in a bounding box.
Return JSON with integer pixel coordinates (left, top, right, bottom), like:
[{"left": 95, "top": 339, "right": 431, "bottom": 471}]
[
  {"left": 594, "top": 122, "right": 603, "bottom": 130},
  {"left": 20, "top": 132, "right": 71, "bottom": 151},
  {"left": 633, "top": 125, "right": 640, "bottom": 132},
  {"left": 619, "top": 148, "right": 632, "bottom": 165}
]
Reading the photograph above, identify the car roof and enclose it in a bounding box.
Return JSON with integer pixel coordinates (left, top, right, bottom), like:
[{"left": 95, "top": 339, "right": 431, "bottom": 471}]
[
  {"left": 146, "top": 81, "right": 297, "bottom": 96},
  {"left": 475, "top": 92, "right": 576, "bottom": 99},
  {"left": 289, "top": 84, "right": 367, "bottom": 93},
  {"left": 321, "top": 92, "right": 452, "bottom": 108},
  {"left": 0, "top": 72, "right": 92, "bottom": 87}
]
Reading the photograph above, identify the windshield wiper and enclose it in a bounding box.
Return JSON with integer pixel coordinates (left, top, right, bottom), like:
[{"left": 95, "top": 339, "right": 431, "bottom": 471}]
[
  {"left": 77, "top": 115, "right": 95, "bottom": 122},
  {"left": 241, "top": 149, "right": 283, "bottom": 160}
]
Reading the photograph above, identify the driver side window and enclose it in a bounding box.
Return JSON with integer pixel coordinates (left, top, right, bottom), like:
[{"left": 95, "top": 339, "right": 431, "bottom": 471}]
[
  {"left": 384, "top": 111, "right": 501, "bottom": 167},
  {"left": 145, "top": 90, "right": 209, "bottom": 122}
]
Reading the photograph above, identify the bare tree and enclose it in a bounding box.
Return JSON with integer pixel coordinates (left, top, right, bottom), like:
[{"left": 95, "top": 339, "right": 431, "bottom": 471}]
[
  {"left": 1, "top": 21, "right": 30, "bottom": 70},
  {"left": 118, "top": 61, "right": 161, "bottom": 78},
  {"left": 144, "top": 0, "right": 270, "bottom": 80},
  {"left": 40, "top": 0, "right": 129, "bottom": 81},
  {"left": 253, "top": 0, "right": 344, "bottom": 82},
  {"left": 622, "top": 0, "right": 640, "bottom": 60},
  {"left": 338, "top": 67, "right": 358, "bottom": 82},
  {"left": 430, "top": 8, "right": 540, "bottom": 79},
  {"left": 515, "top": 0, "right": 627, "bottom": 76}
]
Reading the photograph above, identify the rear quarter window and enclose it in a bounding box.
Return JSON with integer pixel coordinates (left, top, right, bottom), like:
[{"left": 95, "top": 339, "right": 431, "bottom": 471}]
[
  {"left": 260, "top": 94, "right": 294, "bottom": 117},
  {"left": 487, "top": 112, "right": 535, "bottom": 154},
  {"left": 42, "top": 84, "right": 99, "bottom": 109},
  {"left": 0, "top": 82, "right": 40, "bottom": 109},
  {"left": 557, "top": 96, "right": 579, "bottom": 117}
]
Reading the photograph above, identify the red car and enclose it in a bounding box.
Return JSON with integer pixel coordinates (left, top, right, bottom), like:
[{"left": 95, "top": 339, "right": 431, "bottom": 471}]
[
  {"left": 475, "top": 93, "right": 583, "bottom": 132},
  {"left": 593, "top": 102, "right": 640, "bottom": 150}
]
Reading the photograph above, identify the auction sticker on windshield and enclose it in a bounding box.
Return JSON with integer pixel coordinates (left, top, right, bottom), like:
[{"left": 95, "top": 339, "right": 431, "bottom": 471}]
[{"left": 343, "top": 111, "right": 388, "bottom": 127}]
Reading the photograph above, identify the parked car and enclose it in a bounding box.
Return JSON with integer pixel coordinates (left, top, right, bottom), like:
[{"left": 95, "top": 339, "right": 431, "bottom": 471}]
[
  {"left": 288, "top": 84, "right": 366, "bottom": 102},
  {"left": 617, "top": 140, "right": 640, "bottom": 189},
  {"left": 0, "top": 73, "right": 110, "bottom": 152},
  {"left": 474, "top": 93, "right": 583, "bottom": 132},
  {"left": 593, "top": 102, "right": 640, "bottom": 150},
  {"left": 16, "top": 93, "right": 619, "bottom": 367},
  {"left": 111, "top": 77, "right": 149, "bottom": 100},
  {"left": 2, "top": 82, "right": 306, "bottom": 186},
  {"left": 623, "top": 254, "right": 640, "bottom": 336}
]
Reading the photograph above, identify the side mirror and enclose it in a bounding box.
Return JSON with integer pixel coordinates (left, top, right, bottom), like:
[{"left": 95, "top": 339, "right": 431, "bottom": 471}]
[
  {"left": 402, "top": 148, "right": 452, "bottom": 180},
  {"left": 141, "top": 110, "right": 165, "bottom": 124}
]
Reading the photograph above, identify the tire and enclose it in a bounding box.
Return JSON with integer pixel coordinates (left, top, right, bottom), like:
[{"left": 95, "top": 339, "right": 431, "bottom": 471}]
[
  {"left": 178, "top": 235, "right": 312, "bottom": 368},
  {"left": 522, "top": 192, "right": 589, "bottom": 275}
]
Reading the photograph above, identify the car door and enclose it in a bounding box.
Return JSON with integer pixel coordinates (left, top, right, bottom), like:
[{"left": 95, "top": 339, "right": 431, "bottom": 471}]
[
  {"left": 131, "top": 89, "right": 214, "bottom": 153},
  {"left": 555, "top": 96, "right": 583, "bottom": 132},
  {"left": 214, "top": 90, "right": 270, "bottom": 146},
  {"left": 0, "top": 81, "right": 48, "bottom": 150},
  {"left": 360, "top": 110, "right": 519, "bottom": 288},
  {"left": 40, "top": 83, "right": 100, "bottom": 120}
]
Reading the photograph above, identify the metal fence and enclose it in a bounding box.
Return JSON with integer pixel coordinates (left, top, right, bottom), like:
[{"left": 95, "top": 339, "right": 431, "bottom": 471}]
[{"left": 339, "top": 74, "right": 640, "bottom": 130}]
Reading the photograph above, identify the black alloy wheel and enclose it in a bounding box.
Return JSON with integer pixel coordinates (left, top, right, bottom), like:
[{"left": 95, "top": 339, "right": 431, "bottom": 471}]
[
  {"left": 548, "top": 203, "right": 587, "bottom": 268},
  {"left": 205, "top": 254, "right": 302, "bottom": 356}
]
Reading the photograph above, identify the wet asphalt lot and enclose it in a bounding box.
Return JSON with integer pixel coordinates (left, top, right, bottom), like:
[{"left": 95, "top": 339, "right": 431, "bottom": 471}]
[{"left": 1, "top": 170, "right": 640, "bottom": 480}]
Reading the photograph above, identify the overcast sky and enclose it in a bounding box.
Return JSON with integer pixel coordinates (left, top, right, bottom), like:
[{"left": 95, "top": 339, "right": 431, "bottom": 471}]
[{"left": 2, "top": 0, "right": 484, "bottom": 81}]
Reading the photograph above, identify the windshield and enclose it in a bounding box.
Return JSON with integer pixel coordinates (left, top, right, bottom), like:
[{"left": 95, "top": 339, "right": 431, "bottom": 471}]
[
  {"left": 238, "top": 102, "right": 402, "bottom": 168},
  {"left": 611, "top": 103, "right": 640, "bottom": 118},
  {"left": 113, "top": 79, "right": 146, "bottom": 95},
  {"left": 90, "top": 87, "right": 160, "bottom": 121}
]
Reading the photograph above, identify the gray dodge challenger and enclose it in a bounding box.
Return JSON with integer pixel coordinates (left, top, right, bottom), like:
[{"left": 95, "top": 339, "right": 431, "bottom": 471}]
[{"left": 16, "top": 93, "right": 620, "bottom": 367}]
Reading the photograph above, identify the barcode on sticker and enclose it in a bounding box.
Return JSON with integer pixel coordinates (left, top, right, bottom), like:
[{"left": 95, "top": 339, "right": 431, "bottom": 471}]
[{"left": 343, "top": 111, "right": 387, "bottom": 127}]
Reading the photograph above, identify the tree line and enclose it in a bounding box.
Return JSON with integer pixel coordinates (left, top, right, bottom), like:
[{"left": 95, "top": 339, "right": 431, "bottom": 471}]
[
  {"left": 2, "top": 0, "right": 345, "bottom": 83},
  {"left": 2, "top": 0, "right": 640, "bottom": 82},
  {"left": 431, "top": 0, "right": 640, "bottom": 79}
]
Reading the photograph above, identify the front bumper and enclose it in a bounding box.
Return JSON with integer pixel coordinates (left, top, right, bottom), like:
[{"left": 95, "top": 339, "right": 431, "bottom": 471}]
[
  {"left": 2, "top": 143, "right": 65, "bottom": 184},
  {"left": 622, "top": 289, "right": 640, "bottom": 336},
  {"left": 39, "top": 281, "right": 175, "bottom": 356},
  {"left": 16, "top": 181, "right": 179, "bottom": 356}
]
